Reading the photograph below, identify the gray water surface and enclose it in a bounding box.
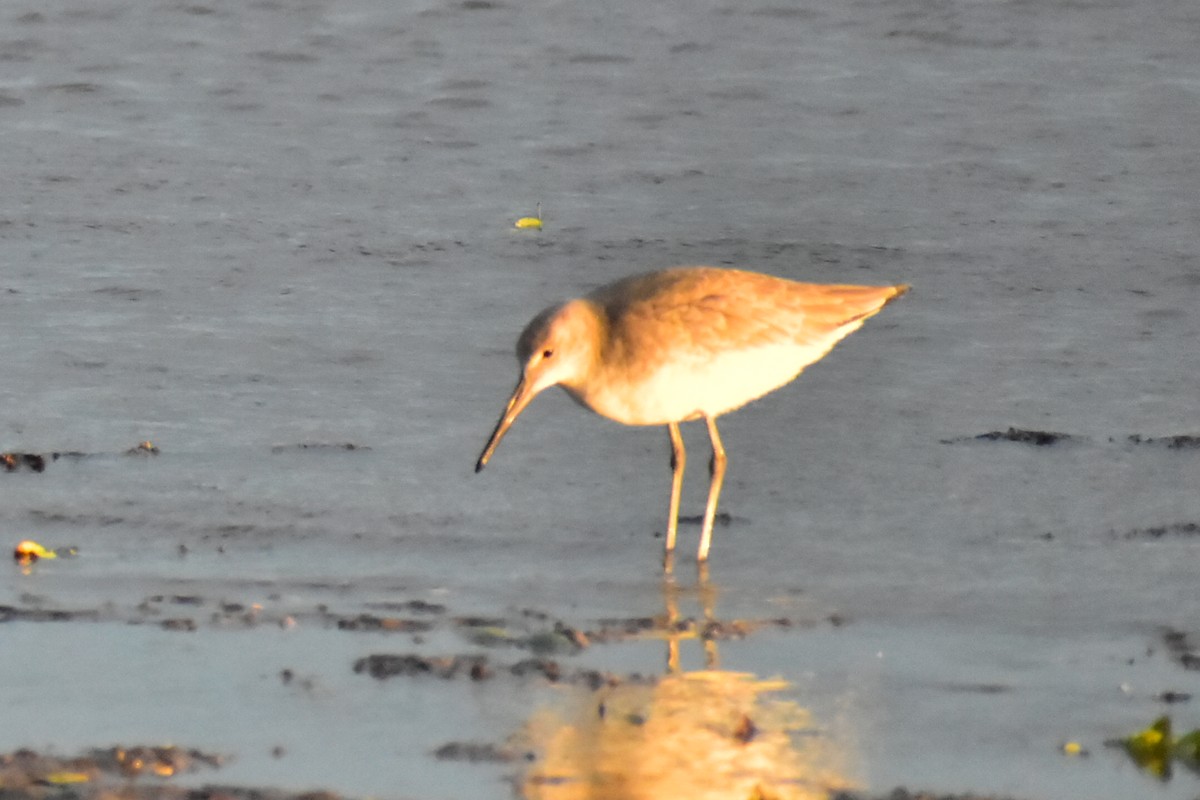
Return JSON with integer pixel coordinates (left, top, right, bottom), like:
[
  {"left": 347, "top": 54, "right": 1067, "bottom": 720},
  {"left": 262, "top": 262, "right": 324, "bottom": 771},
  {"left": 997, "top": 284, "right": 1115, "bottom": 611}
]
[{"left": 3, "top": 0, "right": 1200, "bottom": 798}]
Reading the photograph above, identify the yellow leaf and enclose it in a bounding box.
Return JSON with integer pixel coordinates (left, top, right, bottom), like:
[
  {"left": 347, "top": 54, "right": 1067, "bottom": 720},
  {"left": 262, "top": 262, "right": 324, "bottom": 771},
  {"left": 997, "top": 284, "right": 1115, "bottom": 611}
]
[
  {"left": 515, "top": 202, "right": 543, "bottom": 230},
  {"left": 44, "top": 772, "right": 90, "bottom": 784}
]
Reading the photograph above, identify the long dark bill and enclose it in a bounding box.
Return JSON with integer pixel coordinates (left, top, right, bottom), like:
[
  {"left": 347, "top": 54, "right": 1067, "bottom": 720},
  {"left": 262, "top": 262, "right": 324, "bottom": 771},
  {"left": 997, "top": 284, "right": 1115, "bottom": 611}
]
[{"left": 475, "top": 375, "right": 537, "bottom": 472}]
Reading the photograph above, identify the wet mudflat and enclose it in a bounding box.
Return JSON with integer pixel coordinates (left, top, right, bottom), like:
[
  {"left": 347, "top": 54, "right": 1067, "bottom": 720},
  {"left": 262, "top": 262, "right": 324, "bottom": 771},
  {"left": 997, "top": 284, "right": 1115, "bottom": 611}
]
[{"left": 3, "top": 0, "right": 1200, "bottom": 798}]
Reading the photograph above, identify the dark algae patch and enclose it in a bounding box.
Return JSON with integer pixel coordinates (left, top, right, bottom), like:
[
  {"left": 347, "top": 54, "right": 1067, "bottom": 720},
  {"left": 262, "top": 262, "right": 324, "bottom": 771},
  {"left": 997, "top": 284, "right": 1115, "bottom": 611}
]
[
  {"left": 1124, "top": 434, "right": 1200, "bottom": 449},
  {"left": 832, "top": 792, "right": 1034, "bottom": 800},
  {"left": 352, "top": 652, "right": 623, "bottom": 688},
  {"left": 432, "top": 741, "right": 523, "bottom": 763},
  {"left": 945, "top": 429, "right": 1080, "bottom": 448},
  {"left": 269, "top": 442, "right": 370, "bottom": 454},
  {"left": 0, "top": 441, "right": 157, "bottom": 474},
  {"left": 1, "top": 452, "right": 46, "bottom": 472},
  {"left": 1161, "top": 628, "right": 1200, "bottom": 671},
  {"left": 944, "top": 428, "right": 1200, "bottom": 450},
  {"left": 1122, "top": 522, "right": 1200, "bottom": 539},
  {"left": 979, "top": 428, "right": 1071, "bottom": 446},
  {"left": 0, "top": 745, "right": 270, "bottom": 800},
  {"left": 335, "top": 613, "right": 434, "bottom": 633}
]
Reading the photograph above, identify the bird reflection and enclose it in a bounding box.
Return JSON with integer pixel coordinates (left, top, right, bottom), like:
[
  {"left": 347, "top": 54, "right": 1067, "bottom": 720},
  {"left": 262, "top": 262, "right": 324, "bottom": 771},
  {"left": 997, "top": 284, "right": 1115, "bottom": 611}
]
[{"left": 515, "top": 571, "right": 855, "bottom": 800}]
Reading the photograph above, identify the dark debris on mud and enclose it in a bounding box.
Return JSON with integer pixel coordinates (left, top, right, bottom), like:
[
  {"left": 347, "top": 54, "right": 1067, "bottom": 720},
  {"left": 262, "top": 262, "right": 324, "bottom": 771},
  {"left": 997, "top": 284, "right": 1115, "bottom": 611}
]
[
  {"left": 347, "top": 608, "right": 813, "bottom": 690},
  {"left": 0, "top": 783, "right": 344, "bottom": 800},
  {"left": 944, "top": 428, "right": 1200, "bottom": 449},
  {"left": 268, "top": 442, "right": 370, "bottom": 454},
  {"left": 363, "top": 599, "right": 447, "bottom": 614},
  {"left": 1121, "top": 522, "right": 1200, "bottom": 540},
  {"left": 0, "top": 585, "right": 825, "bottom": 660},
  {"left": 0, "top": 745, "right": 269, "bottom": 800},
  {"left": 335, "top": 614, "right": 433, "bottom": 633},
  {"left": 833, "top": 790, "right": 1031, "bottom": 800},
  {"left": 1, "top": 452, "right": 51, "bottom": 472},
  {"left": 0, "top": 604, "right": 102, "bottom": 623},
  {"left": 431, "top": 740, "right": 525, "bottom": 763},
  {"left": 942, "top": 427, "right": 1075, "bottom": 446},
  {"left": 1, "top": 442, "right": 158, "bottom": 473},
  {"left": 352, "top": 652, "right": 638, "bottom": 689},
  {"left": 1124, "top": 434, "right": 1200, "bottom": 449},
  {"left": 1, "top": 440, "right": 375, "bottom": 475},
  {"left": 2, "top": 450, "right": 87, "bottom": 472},
  {"left": 1161, "top": 628, "right": 1200, "bottom": 671},
  {"left": 978, "top": 428, "right": 1073, "bottom": 446},
  {"left": 0, "top": 745, "right": 216, "bottom": 777}
]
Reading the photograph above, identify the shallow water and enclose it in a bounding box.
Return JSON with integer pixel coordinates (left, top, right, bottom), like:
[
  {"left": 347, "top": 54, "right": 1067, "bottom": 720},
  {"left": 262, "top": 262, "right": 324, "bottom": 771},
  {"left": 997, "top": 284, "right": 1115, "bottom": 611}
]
[{"left": 3, "top": 0, "right": 1200, "bottom": 798}]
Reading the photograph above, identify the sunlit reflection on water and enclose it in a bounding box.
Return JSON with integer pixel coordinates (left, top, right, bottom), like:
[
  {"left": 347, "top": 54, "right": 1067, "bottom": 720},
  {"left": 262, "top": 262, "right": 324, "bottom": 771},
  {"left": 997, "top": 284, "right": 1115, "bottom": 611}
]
[{"left": 514, "top": 573, "right": 856, "bottom": 800}]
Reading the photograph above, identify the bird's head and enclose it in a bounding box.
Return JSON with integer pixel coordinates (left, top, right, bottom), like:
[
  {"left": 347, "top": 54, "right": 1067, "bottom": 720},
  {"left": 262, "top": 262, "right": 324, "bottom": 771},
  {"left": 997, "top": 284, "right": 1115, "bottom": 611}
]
[{"left": 476, "top": 299, "right": 603, "bottom": 471}]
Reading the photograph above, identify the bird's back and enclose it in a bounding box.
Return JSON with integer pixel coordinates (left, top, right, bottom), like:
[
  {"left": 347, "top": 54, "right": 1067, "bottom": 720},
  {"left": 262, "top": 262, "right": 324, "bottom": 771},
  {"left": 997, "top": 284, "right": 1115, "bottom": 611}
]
[{"left": 574, "top": 267, "right": 906, "bottom": 424}]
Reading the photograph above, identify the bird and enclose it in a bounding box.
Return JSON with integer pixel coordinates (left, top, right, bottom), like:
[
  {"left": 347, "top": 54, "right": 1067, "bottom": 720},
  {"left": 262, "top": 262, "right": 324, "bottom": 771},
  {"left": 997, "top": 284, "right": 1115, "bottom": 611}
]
[{"left": 475, "top": 266, "right": 909, "bottom": 571}]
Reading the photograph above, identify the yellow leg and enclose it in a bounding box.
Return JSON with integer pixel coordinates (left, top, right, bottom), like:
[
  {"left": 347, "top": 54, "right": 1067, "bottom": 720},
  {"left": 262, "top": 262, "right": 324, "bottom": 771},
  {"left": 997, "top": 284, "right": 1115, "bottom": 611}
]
[
  {"left": 664, "top": 422, "right": 686, "bottom": 572},
  {"left": 697, "top": 416, "right": 726, "bottom": 563}
]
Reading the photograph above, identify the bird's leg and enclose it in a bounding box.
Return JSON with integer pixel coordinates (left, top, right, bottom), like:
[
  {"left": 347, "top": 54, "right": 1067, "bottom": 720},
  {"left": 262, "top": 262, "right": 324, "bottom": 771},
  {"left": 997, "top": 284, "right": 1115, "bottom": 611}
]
[
  {"left": 664, "top": 422, "right": 686, "bottom": 572},
  {"left": 697, "top": 416, "right": 727, "bottom": 563},
  {"left": 698, "top": 563, "right": 719, "bottom": 669}
]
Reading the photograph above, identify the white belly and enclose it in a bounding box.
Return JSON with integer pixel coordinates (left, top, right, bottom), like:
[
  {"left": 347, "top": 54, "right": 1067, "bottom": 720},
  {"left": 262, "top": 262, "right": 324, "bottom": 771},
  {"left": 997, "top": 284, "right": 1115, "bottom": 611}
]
[{"left": 574, "top": 341, "right": 829, "bottom": 426}]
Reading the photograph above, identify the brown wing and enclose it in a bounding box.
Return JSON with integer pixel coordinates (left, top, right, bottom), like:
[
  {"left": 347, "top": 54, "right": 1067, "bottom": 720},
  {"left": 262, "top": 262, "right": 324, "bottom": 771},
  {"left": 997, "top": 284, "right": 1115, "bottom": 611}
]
[{"left": 591, "top": 267, "right": 906, "bottom": 376}]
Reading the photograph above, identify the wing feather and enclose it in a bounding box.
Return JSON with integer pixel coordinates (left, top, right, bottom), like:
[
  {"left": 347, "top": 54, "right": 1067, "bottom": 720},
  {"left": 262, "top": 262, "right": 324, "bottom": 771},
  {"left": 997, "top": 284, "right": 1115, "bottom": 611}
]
[{"left": 590, "top": 267, "right": 906, "bottom": 380}]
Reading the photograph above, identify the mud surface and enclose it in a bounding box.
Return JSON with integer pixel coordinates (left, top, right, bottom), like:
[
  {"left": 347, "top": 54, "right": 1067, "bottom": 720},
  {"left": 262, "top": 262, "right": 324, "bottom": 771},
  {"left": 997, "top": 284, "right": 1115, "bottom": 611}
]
[{"left": 3, "top": 0, "right": 1200, "bottom": 798}]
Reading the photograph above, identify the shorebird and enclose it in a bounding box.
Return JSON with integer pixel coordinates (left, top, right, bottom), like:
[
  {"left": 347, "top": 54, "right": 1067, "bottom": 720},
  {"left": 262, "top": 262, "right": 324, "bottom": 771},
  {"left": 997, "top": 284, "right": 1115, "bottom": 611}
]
[{"left": 475, "top": 266, "right": 909, "bottom": 571}]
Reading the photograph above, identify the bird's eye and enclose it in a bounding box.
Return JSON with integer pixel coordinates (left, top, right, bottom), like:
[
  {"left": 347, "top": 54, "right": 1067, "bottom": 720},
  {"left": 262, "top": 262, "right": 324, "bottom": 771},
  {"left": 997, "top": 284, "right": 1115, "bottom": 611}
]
[{"left": 542, "top": 349, "right": 554, "bottom": 359}]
